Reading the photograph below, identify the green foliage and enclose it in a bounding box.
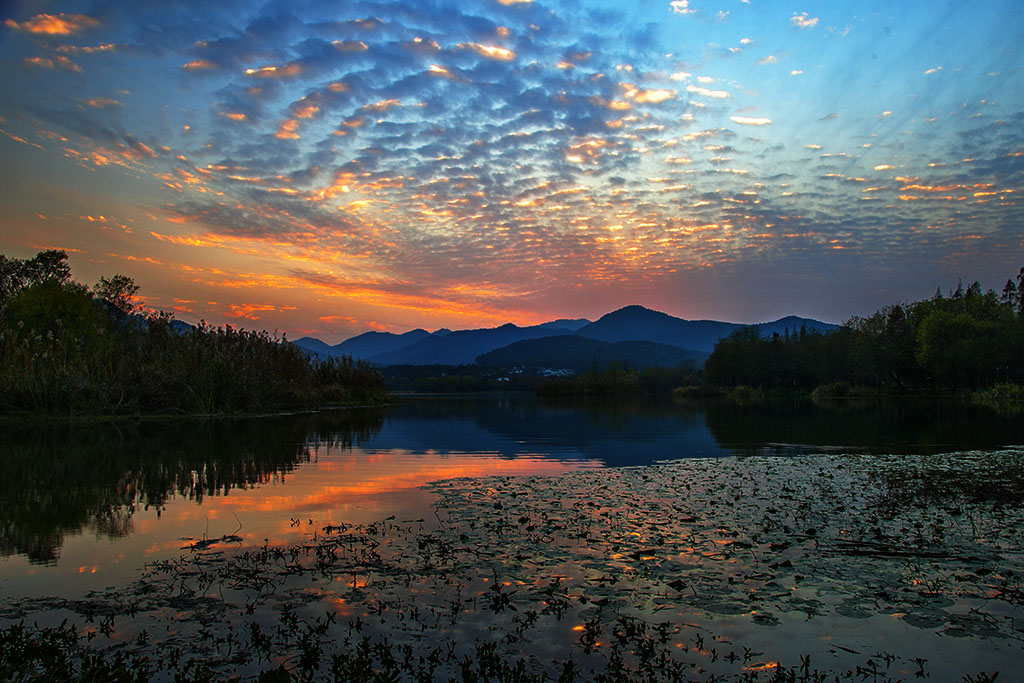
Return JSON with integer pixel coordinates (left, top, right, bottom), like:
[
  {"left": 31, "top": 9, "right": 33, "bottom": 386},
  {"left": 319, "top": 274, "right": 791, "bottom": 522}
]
[
  {"left": 705, "top": 269, "right": 1024, "bottom": 392},
  {"left": 0, "top": 250, "right": 390, "bottom": 417}
]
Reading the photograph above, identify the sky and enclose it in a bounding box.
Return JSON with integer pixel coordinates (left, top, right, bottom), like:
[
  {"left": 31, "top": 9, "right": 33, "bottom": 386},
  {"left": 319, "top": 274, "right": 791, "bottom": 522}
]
[{"left": 0, "top": 0, "right": 1022, "bottom": 342}]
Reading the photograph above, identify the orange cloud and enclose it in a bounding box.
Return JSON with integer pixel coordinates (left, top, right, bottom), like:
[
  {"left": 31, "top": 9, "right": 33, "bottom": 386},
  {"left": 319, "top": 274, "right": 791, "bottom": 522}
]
[
  {"left": 460, "top": 43, "right": 516, "bottom": 61},
  {"left": 182, "top": 59, "right": 217, "bottom": 71},
  {"left": 275, "top": 119, "right": 301, "bottom": 140},
  {"left": 83, "top": 97, "right": 121, "bottom": 109},
  {"left": 244, "top": 64, "right": 302, "bottom": 78},
  {"left": 23, "top": 56, "right": 81, "bottom": 72},
  {"left": 5, "top": 13, "right": 99, "bottom": 35},
  {"left": 226, "top": 303, "right": 277, "bottom": 320},
  {"left": 621, "top": 83, "right": 675, "bottom": 104},
  {"left": 56, "top": 43, "right": 117, "bottom": 55},
  {"left": 362, "top": 99, "right": 402, "bottom": 113}
]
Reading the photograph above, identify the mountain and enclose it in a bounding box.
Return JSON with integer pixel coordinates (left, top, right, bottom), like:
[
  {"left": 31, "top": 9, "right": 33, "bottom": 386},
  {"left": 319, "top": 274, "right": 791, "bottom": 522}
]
[
  {"left": 367, "top": 322, "right": 579, "bottom": 366},
  {"left": 285, "top": 307, "right": 836, "bottom": 366},
  {"left": 476, "top": 335, "right": 707, "bottom": 372},
  {"left": 576, "top": 305, "right": 735, "bottom": 352},
  {"left": 534, "top": 318, "right": 590, "bottom": 331},
  {"left": 332, "top": 329, "right": 433, "bottom": 360},
  {"left": 576, "top": 305, "right": 837, "bottom": 353},
  {"left": 292, "top": 336, "right": 333, "bottom": 357},
  {"left": 754, "top": 315, "right": 835, "bottom": 338},
  {"left": 169, "top": 319, "right": 195, "bottom": 335}
]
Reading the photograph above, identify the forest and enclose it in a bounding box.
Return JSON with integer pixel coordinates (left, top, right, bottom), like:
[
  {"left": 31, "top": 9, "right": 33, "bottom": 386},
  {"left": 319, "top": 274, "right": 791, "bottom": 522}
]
[
  {"left": 704, "top": 268, "right": 1024, "bottom": 393},
  {"left": 0, "top": 250, "right": 389, "bottom": 417}
]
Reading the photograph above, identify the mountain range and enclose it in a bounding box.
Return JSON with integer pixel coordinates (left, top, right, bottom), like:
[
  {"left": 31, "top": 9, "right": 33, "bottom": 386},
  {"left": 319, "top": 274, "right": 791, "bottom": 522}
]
[{"left": 292, "top": 305, "right": 837, "bottom": 368}]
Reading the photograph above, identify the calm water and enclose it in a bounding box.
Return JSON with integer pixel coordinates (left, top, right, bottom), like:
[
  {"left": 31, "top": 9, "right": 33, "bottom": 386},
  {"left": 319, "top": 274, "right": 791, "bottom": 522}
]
[{"left": 2, "top": 394, "right": 1022, "bottom": 598}]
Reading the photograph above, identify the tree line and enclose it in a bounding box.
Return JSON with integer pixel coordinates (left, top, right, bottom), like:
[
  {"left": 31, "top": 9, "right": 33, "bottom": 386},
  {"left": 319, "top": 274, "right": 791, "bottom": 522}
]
[
  {"left": 704, "top": 268, "right": 1024, "bottom": 392},
  {"left": 0, "top": 250, "right": 389, "bottom": 417}
]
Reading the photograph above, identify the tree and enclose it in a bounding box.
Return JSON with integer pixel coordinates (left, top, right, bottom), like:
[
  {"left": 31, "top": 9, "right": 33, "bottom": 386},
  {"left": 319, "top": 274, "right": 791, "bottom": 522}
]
[
  {"left": 24, "top": 249, "right": 71, "bottom": 286},
  {"left": 5, "top": 279, "right": 104, "bottom": 336},
  {"left": 1, "top": 249, "right": 71, "bottom": 312},
  {"left": 1018, "top": 267, "right": 1024, "bottom": 318},
  {"left": 94, "top": 274, "right": 140, "bottom": 315},
  {"left": 1001, "top": 279, "right": 1018, "bottom": 310}
]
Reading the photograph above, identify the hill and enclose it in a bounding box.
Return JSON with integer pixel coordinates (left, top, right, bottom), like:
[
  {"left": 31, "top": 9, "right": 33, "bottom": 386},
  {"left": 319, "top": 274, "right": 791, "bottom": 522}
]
[
  {"left": 332, "top": 329, "right": 434, "bottom": 360},
  {"left": 367, "top": 322, "right": 579, "bottom": 366},
  {"left": 476, "top": 335, "right": 707, "bottom": 372},
  {"left": 290, "top": 306, "right": 837, "bottom": 366},
  {"left": 576, "top": 305, "right": 837, "bottom": 353}
]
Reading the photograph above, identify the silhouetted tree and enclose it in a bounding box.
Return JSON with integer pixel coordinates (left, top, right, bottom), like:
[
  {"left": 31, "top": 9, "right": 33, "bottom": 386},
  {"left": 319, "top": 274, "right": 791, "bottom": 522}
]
[
  {"left": 1001, "top": 279, "right": 1018, "bottom": 309},
  {"left": 0, "top": 249, "right": 72, "bottom": 313},
  {"left": 1017, "top": 267, "right": 1024, "bottom": 318},
  {"left": 94, "top": 274, "right": 140, "bottom": 315},
  {"left": 702, "top": 267, "right": 1023, "bottom": 391}
]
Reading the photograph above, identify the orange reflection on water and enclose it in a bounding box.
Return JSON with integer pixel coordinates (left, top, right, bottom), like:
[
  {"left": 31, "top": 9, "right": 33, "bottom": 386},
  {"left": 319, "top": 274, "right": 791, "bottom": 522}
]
[{"left": 215, "top": 449, "right": 588, "bottom": 515}]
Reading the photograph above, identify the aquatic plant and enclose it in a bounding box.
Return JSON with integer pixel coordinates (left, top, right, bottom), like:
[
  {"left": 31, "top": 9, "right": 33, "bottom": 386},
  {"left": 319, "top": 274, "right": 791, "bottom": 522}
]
[{"left": 6, "top": 449, "right": 1020, "bottom": 680}]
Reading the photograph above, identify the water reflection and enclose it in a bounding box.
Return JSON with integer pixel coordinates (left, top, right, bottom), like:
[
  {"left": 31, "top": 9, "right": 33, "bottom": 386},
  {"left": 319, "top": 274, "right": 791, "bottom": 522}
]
[
  {"left": 702, "top": 396, "right": 1024, "bottom": 455},
  {"left": 0, "top": 410, "right": 386, "bottom": 565},
  {"left": 371, "top": 394, "right": 724, "bottom": 465},
  {"left": 3, "top": 394, "right": 1023, "bottom": 570}
]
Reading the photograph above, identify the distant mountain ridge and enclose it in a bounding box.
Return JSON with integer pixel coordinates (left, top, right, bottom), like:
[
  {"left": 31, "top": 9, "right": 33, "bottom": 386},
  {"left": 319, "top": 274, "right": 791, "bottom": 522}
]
[
  {"left": 576, "top": 306, "right": 834, "bottom": 353},
  {"left": 291, "top": 306, "right": 837, "bottom": 367},
  {"left": 477, "top": 335, "right": 708, "bottom": 373},
  {"left": 366, "top": 322, "right": 582, "bottom": 366},
  {"left": 293, "top": 328, "right": 449, "bottom": 360}
]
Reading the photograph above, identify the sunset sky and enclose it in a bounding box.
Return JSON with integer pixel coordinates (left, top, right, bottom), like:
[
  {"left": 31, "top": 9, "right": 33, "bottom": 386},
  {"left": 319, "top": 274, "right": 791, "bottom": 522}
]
[{"left": 1, "top": 1, "right": 1021, "bottom": 342}]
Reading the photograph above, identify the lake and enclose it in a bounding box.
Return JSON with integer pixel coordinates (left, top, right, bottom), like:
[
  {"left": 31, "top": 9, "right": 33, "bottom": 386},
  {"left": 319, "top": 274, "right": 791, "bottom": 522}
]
[{"left": 2, "top": 394, "right": 1023, "bottom": 680}]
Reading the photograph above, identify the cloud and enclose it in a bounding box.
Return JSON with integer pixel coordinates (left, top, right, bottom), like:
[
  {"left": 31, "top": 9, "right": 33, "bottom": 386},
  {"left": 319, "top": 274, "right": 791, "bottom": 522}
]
[
  {"left": 620, "top": 84, "right": 676, "bottom": 104},
  {"left": 83, "top": 97, "right": 122, "bottom": 109},
  {"left": 686, "top": 85, "right": 729, "bottom": 99},
  {"left": 3, "top": 0, "right": 1021, "bottom": 332},
  {"left": 23, "top": 56, "right": 81, "bottom": 72},
  {"left": 5, "top": 13, "right": 100, "bottom": 35},
  {"left": 790, "top": 12, "right": 819, "bottom": 29},
  {"left": 669, "top": 1, "right": 697, "bottom": 16},
  {"left": 182, "top": 59, "right": 218, "bottom": 71},
  {"left": 244, "top": 64, "right": 303, "bottom": 79},
  {"left": 460, "top": 43, "right": 516, "bottom": 61}
]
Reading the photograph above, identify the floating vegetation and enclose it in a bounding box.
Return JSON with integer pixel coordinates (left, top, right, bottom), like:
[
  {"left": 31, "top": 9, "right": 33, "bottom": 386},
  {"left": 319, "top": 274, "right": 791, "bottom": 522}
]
[{"left": 3, "top": 450, "right": 1024, "bottom": 680}]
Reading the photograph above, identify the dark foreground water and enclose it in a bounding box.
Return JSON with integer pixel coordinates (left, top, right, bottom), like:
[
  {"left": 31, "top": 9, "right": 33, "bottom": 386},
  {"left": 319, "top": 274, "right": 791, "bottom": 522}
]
[
  {"left": 3, "top": 394, "right": 1023, "bottom": 587},
  {"left": 2, "top": 394, "right": 1023, "bottom": 680}
]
